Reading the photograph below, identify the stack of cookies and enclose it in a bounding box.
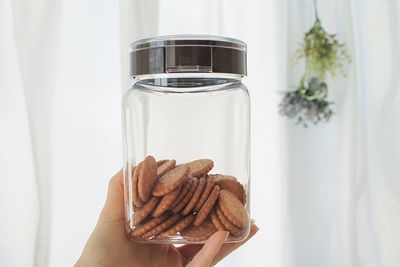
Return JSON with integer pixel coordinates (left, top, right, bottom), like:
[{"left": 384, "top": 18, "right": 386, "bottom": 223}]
[{"left": 129, "top": 155, "right": 249, "bottom": 242}]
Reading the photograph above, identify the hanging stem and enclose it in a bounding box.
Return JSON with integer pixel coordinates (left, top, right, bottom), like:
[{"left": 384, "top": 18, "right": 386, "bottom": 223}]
[{"left": 313, "top": 0, "right": 319, "bottom": 20}]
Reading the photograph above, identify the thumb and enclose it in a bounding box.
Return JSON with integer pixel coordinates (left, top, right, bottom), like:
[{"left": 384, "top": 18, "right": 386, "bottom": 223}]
[
  {"left": 98, "top": 169, "right": 125, "bottom": 224},
  {"left": 76, "top": 170, "right": 127, "bottom": 266}
]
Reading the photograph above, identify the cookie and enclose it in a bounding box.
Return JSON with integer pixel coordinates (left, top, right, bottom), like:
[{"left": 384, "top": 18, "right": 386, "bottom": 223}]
[
  {"left": 130, "top": 213, "right": 169, "bottom": 238},
  {"left": 218, "top": 179, "right": 246, "bottom": 204},
  {"left": 152, "top": 165, "right": 190, "bottom": 196},
  {"left": 181, "top": 220, "right": 217, "bottom": 241},
  {"left": 156, "top": 215, "right": 194, "bottom": 239},
  {"left": 216, "top": 207, "right": 244, "bottom": 237},
  {"left": 170, "top": 179, "right": 192, "bottom": 209},
  {"left": 172, "top": 177, "right": 198, "bottom": 214},
  {"left": 210, "top": 209, "right": 226, "bottom": 231},
  {"left": 134, "top": 196, "right": 160, "bottom": 225},
  {"left": 182, "top": 176, "right": 206, "bottom": 215},
  {"left": 193, "top": 185, "right": 220, "bottom": 226},
  {"left": 152, "top": 185, "right": 181, "bottom": 217},
  {"left": 138, "top": 155, "right": 158, "bottom": 202},
  {"left": 210, "top": 174, "right": 246, "bottom": 204},
  {"left": 194, "top": 177, "right": 215, "bottom": 211},
  {"left": 208, "top": 174, "right": 236, "bottom": 182},
  {"left": 142, "top": 214, "right": 181, "bottom": 239},
  {"left": 186, "top": 159, "right": 214, "bottom": 177},
  {"left": 157, "top": 160, "right": 168, "bottom": 167},
  {"left": 132, "top": 165, "right": 144, "bottom": 207},
  {"left": 218, "top": 190, "right": 248, "bottom": 229},
  {"left": 157, "top": 159, "right": 176, "bottom": 178}
]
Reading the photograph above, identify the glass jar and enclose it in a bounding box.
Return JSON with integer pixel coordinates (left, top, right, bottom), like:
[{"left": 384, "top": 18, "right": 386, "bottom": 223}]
[{"left": 122, "top": 35, "right": 250, "bottom": 244}]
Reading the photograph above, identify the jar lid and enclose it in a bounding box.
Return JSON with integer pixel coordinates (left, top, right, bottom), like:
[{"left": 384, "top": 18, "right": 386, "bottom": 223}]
[{"left": 129, "top": 35, "right": 247, "bottom": 77}]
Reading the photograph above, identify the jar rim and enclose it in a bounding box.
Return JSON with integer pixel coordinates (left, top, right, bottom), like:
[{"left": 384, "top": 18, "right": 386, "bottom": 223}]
[
  {"left": 129, "top": 35, "right": 247, "bottom": 77},
  {"left": 129, "top": 34, "right": 246, "bottom": 52}
]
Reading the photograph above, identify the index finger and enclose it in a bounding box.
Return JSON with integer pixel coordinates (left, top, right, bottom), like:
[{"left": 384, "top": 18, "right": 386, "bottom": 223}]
[{"left": 178, "top": 223, "right": 259, "bottom": 266}]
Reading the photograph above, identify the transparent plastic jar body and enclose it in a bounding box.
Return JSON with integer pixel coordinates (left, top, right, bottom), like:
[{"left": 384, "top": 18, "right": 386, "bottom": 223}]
[{"left": 122, "top": 73, "right": 250, "bottom": 244}]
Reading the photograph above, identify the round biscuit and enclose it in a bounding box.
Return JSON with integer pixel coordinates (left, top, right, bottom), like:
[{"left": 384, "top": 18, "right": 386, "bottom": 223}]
[
  {"left": 216, "top": 207, "right": 245, "bottom": 237},
  {"left": 157, "top": 160, "right": 168, "bottom": 167},
  {"left": 134, "top": 196, "right": 160, "bottom": 225},
  {"left": 218, "top": 190, "right": 248, "bottom": 229},
  {"left": 194, "top": 177, "right": 215, "bottom": 211},
  {"left": 170, "top": 179, "right": 192, "bottom": 209},
  {"left": 182, "top": 176, "right": 206, "bottom": 215},
  {"left": 138, "top": 155, "right": 158, "bottom": 202},
  {"left": 193, "top": 185, "right": 220, "bottom": 226},
  {"left": 172, "top": 177, "right": 198, "bottom": 214},
  {"left": 152, "top": 185, "right": 181, "bottom": 217},
  {"left": 132, "top": 165, "right": 144, "bottom": 207},
  {"left": 181, "top": 220, "right": 217, "bottom": 241},
  {"left": 208, "top": 174, "right": 237, "bottom": 182},
  {"left": 156, "top": 215, "right": 194, "bottom": 239},
  {"left": 152, "top": 165, "right": 189, "bottom": 196},
  {"left": 130, "top": 213, "right": 169, "bottom": 238},
  {"left": 186, "top": 159, "right": 214, "bottom": 177},
  {"left": 210, "top": 175, "right": 246, "bottom": 204},
  {"left": 157, "top": 159, "right": 176, "bottom": 178},
  {"left": 210, "top": 209, "right": 226, "bottom": 231},
  {"left": 142, "top": 214, "right": 181, "bottom": 239}
]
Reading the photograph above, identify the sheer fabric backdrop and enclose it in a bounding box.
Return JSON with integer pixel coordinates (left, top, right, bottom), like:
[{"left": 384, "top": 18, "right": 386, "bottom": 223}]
[
  {"left": 284, "top": 1, "right": 400, "bottom": 266},
  {"left": 0, "top": 0, "right": 399, "bottom": 267}
]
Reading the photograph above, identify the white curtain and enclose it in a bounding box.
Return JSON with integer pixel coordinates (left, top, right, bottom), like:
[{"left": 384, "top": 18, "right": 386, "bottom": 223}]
[
  {"left": 283, "top": 1, "right": 400, "bottom": 266},
  {"left": 0, "top": 0, "right": 399, "bottom": 267}
]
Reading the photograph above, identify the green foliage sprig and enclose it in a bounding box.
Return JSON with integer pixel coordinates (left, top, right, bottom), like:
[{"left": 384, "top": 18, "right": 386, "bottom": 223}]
[
  {"left": 279, "top": 1, "right": 351, "bottom": 127},
  {"left": 292, "top": 19, "right": 351, "bottom": 79}
]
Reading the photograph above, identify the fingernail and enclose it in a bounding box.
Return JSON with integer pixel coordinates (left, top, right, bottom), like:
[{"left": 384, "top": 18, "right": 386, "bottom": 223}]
[
  {"left": 224, "top": 231, "right": 230, "bottom": 240},
  {"left": 254, "top": 224, "right": 259, "bottom": 232},
  {"left": 251, "top": 218, "right": 256, "bottom": 224}
]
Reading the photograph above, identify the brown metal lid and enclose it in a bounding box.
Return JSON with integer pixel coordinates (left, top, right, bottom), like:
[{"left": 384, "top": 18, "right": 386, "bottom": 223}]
[{"left": 129, "top": 35, "right": 247, "bottom": 77}]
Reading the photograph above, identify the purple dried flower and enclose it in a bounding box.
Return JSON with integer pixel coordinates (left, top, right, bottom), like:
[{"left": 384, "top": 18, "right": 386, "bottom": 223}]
[{"left": 279, "top": 77, "right": 333, "bottom": 127}]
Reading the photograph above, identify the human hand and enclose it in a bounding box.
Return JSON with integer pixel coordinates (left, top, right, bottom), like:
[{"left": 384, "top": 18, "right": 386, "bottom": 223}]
[{"left": 75, "top": 170, "right": 258, "bottom": 267}]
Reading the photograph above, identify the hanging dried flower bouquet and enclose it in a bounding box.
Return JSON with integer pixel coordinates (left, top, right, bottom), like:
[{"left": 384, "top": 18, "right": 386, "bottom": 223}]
[{"left": 279, "top": 1, "right": 351, "bottom": 127}]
